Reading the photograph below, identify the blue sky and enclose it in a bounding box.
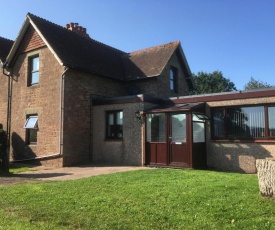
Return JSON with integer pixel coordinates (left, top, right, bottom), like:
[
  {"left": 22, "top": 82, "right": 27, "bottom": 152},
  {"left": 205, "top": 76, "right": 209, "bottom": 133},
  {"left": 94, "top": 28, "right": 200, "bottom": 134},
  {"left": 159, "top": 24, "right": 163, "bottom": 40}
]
[{"left": 1, "top": 0, "right": 275, "bottom": 90}]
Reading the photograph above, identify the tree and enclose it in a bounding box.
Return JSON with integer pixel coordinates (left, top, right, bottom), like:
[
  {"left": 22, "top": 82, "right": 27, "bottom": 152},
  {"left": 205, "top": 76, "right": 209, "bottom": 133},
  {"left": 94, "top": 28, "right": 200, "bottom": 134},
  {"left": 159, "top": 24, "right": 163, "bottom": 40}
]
[
  {"left": 192, "top": 71, "right": 237, "bottom": 94},
  {"left": 243, "top": 77, "right": 274, "bottom": 90},
  {"left": 0, "top": 124, "right": 8, "bottom": 174}
]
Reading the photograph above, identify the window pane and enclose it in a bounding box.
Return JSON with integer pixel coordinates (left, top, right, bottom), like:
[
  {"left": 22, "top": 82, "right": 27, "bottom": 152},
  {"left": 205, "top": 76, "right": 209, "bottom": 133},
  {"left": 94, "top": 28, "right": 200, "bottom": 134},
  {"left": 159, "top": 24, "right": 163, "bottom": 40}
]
[
  {"left": 212, "top": 109, "right": 225, "bottom": 137},
  {"left": 171, "top": 114, "right": 186, "bottom": 142},
  {"left": 170, "top": 70, "right": 174, "bottom": 90},
  {"left": 268, "top": 107, "right": 275, "bottom": 137},
  {"left": 31, "top": 71, "right": 39, "bottom": 84},
  {"left": 146, "top": 113, "right": 166, "bottom": 142},
  {"left": 25, "top": 116, "right": 38, "bottom": 129},
  {"left": 108, "top": 114, "right": 114, "bottom": 125},
  {"left": 106, "top": 111, "right": 123, "bottom": 139},
  {"left": 29, "top": 129, "right": 38, "bottom": 143},
  {"left": 193, "top": 122, "right": 205, "bottom": 143},
  {"left": 227, "top": 107, "right": 264, "bottom": 138},
  {"left": 116, "top": 111, "right": 123, "bottom": 125},
  {"left": 32, "top": 57, "right": 39, "bottom": 71}
]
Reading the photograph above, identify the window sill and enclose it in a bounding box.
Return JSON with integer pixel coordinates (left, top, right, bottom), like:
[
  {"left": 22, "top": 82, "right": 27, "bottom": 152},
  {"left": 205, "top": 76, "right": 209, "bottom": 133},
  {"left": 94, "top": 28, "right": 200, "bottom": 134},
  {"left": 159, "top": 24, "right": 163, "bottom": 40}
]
[
  {"left": 105, "top": 139, "right": 123, "bottom": 142},
  {"left": 211, "top": 139, "right": 275, "bottom": 143},
  {"left": 27, "top": 84, "right": 39, "bottom": 88}
]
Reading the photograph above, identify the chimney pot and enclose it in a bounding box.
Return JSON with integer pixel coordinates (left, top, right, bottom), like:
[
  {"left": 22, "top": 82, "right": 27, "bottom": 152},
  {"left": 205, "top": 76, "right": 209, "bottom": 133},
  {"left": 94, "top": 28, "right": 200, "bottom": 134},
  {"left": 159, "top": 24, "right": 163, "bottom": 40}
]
[{"left": 65, "top": 22, "right": 89, "bottom": 37}]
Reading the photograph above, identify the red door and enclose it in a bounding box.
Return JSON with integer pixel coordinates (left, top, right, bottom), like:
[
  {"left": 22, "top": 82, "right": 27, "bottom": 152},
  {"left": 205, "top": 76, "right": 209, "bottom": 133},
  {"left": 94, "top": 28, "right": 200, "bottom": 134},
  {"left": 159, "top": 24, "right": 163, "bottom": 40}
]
[
  {"left": 168, "top": 113, "right": 189, "bottom": 167},
  {"left": 146, "top": 113, "right": 190, "bottom": 167}
]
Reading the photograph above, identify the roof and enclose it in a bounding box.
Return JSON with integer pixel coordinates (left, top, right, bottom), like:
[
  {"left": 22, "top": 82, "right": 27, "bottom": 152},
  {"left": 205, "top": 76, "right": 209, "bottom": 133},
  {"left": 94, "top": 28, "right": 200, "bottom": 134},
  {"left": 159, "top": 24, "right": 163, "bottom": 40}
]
[
  {"left": 122, "top": 41, "right": 180, "bottom": 80},
  {"left": 145, "top": 102, "right": 205, "bottom": 113},
  {"left": 7, "top": 13, "right": 126, "bottom": 80},
  {"left": 0, "top": 37, "right": 13, "bottom": 63},
  {"left": 6, "top": 13, "right": 194, "bottom": 85}
]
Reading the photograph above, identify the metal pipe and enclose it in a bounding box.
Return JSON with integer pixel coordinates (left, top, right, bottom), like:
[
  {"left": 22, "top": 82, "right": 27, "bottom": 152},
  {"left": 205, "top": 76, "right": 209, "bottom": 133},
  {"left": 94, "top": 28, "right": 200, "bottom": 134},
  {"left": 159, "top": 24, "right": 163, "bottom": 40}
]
[
  {"left": 59, "top": 67, "right": 69, "bottom": 157},
  {"left": 2, "top": 63, "right": 12, "bottom": 163}
]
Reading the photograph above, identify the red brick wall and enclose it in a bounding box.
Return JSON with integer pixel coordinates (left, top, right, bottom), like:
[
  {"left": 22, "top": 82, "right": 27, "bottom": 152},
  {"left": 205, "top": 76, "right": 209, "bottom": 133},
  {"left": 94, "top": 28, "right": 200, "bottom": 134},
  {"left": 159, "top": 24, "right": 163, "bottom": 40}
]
[
  {"left": 62, "top": 70, "right": 125, "bottom": 166},
  {"left": 19, "top": 26, "right": 46, "bottom": 53},
  {"left": 0, "top": 72, "right": 9, "bottom": 130},
  {"left": 9, "top": 46, "right": 63, "bottom": 166}
]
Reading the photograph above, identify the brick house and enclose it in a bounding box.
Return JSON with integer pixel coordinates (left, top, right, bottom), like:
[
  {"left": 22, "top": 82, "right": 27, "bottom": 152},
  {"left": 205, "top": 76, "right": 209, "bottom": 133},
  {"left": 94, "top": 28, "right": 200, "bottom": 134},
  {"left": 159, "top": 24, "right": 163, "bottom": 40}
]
[
  {"left": 1, "top": 13, "right": 274, "bottom": 173},
  {"left": 0, "top": 13, "right": 195, "bottom": 167}
]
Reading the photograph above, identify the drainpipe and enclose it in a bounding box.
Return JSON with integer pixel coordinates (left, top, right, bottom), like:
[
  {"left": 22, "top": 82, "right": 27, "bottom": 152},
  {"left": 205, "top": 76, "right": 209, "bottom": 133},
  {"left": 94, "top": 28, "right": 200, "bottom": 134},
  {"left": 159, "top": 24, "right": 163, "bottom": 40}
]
[
  {"left": 1, "top": 62, "right": 12, "bottom": 163},
  {"left": 59, "top": 67, "right": 69, "bottom": 158}
]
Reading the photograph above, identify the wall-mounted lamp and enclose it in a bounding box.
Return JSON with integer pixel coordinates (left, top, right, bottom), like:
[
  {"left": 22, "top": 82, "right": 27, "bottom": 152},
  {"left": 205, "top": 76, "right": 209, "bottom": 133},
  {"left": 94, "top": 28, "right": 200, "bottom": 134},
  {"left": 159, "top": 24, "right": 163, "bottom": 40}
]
[{"left": 135, "top": 110, "right": 146, "bottom": 122}]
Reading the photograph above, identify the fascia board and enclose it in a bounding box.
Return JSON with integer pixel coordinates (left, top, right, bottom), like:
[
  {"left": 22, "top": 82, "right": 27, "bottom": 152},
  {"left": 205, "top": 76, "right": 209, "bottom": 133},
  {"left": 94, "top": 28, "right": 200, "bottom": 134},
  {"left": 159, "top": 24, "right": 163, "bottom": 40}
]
[
  {"left": 28, "top": 15, "right": 63, "bottom": 66},
  {"left": 6, "top": 15, "right": 64, "bottom": 67}
]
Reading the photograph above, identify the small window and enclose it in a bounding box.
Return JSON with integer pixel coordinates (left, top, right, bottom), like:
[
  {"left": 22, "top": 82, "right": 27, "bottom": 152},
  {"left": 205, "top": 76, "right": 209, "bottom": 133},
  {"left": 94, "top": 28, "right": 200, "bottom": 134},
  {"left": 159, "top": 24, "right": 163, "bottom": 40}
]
[
  {"left": 29, "top": 56, "right": 39, "bottom": 85},
  {"left": 24, "top": 115, "right": 38, "bottom": 144},
  {"left": 170, "top": 67, "right": 178, "bottom": 93},
  {"left": 106, "top": 111, "right": 123, "bottom": 139}
]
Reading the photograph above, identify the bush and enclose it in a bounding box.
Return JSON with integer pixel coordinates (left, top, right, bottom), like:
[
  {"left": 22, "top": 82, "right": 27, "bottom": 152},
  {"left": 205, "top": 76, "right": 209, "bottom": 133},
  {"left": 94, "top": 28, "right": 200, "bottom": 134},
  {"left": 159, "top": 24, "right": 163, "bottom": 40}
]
[{"left": 0, "top": 123, "right": 8, "bottom": 173}]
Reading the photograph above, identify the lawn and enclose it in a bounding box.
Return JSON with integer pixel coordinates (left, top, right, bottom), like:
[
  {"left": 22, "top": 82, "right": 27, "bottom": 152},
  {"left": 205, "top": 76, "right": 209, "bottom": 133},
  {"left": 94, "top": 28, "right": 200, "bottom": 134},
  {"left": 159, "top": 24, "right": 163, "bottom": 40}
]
[{"left": 0, "top": 169, "right": 274, "bottom": 229}]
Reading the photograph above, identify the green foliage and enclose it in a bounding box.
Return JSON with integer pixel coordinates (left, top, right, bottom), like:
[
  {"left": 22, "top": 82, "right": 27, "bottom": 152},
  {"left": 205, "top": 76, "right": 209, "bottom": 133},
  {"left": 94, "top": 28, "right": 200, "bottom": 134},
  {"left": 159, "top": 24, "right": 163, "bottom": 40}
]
[
  {"left": 192, "top": 71, "right": 237, "bottom": 94},
  {"left": 0, "top": 123, "right": 8, "bottom": 174},
  {"left": 244, "top": 77, "right": 274, "bottom": 90},
  {"left": 9, "top": 164, "right": 32, "bottom": 173},
  {"left": 0, "top": 169, "right": 275, "bottom": 229}
]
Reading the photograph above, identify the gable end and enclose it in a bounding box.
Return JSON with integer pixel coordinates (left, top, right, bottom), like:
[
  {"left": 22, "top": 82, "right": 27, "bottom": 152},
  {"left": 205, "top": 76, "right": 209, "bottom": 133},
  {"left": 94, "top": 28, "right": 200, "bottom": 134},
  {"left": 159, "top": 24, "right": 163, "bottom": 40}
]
[{"left": 19, "top": 25, "right": 46, "bottom": 54}]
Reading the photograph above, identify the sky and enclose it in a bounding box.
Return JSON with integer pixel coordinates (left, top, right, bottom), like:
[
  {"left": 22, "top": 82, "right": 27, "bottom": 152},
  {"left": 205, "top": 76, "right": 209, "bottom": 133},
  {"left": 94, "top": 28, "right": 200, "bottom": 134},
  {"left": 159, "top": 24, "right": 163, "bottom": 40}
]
[{"left": 0, "top": 0, "right": 275, "bottom": 90}]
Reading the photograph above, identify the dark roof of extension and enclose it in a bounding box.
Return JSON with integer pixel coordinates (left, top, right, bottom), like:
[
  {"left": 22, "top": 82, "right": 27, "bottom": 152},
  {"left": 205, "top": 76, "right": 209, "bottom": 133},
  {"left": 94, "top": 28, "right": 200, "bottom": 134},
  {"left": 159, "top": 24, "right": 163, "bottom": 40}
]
[
  {"left": 6, "top": 13, "right": 193, "bottom": 85},
  {"left": 0, "top": 37, "right": 13, "bottom": 62}
]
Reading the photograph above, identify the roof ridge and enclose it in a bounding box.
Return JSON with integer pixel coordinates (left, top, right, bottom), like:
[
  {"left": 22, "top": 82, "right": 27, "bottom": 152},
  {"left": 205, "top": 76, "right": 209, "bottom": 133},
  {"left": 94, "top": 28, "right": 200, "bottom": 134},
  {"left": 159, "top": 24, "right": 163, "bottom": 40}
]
[
  {"left": 27, "top": 12, "right": 126, "bottom": 55},
  {"left": 128, "top": 40, "right": 180, "bottom": 56}
]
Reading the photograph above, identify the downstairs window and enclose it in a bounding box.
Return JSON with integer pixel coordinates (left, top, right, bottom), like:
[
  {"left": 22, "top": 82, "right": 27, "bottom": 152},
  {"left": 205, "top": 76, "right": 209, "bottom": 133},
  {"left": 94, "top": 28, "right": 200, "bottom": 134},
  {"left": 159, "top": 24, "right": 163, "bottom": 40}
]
[
  {"left": 106, "top": 111, "right": 123, "bottom": 139},
  {"left": 24, "top": 115, "right": 38, "bottom": 145},
  {"left": 212, "top": 105, "right": 275, "bottom": 140}
]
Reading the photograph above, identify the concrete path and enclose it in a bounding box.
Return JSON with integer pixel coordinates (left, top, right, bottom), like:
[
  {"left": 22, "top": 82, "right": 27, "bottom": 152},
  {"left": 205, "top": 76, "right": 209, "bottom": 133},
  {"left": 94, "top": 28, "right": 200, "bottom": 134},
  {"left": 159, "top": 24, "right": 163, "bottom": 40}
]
[{"left": 0, "top": 164, "right": 152, "bottom": 186}]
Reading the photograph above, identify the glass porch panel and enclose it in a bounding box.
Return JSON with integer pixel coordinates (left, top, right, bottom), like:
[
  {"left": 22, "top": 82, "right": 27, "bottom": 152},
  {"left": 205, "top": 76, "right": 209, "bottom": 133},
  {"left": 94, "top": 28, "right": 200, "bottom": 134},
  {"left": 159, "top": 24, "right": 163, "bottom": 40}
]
[
  {"left": 171, "top": 114, "right": 186, "bottom": 142},
  {"left": 193, "top": 122, "right": 205, "bottom": 143},
  {"left": 146, "top": 114, "right": 166, "bottom": 142}
]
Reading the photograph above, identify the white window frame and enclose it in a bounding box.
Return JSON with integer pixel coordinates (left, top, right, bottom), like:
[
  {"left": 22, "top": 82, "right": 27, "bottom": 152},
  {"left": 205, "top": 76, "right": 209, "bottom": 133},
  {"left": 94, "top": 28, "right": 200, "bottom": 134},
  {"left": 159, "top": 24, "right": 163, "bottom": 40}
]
[{"left": 24, "top": 116, "right": 38, "bottom": 129}]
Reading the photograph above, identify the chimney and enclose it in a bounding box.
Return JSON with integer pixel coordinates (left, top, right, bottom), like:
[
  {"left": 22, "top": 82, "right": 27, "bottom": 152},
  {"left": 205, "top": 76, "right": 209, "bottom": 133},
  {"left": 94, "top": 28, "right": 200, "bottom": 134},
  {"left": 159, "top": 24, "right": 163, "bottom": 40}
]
[{"left": 65, "top": 22, "right": 89, "bottom": 37}]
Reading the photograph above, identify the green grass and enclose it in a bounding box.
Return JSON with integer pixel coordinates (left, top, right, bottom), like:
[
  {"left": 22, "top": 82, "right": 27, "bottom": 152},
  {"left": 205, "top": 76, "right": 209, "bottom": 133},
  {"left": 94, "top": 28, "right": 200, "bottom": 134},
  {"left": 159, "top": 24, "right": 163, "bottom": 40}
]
[
  {"left": 0, "top": 169, "right": 274, "bottom": 229},
  {"left": 9, "top": 163, "right": 33, "bottom": 173}
]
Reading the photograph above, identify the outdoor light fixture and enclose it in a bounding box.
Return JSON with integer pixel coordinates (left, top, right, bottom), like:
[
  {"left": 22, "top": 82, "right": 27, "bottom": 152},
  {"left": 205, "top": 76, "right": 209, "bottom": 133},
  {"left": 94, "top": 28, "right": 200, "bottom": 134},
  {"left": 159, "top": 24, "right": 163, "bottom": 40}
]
[{"left": 135, "top": 110, "right": 145, "bottom": 122}]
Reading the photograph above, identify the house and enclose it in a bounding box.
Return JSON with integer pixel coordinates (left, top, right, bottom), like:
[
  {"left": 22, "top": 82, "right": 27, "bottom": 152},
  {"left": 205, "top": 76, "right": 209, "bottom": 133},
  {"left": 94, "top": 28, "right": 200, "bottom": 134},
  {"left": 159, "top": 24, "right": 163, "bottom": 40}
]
[
  {"left": 0, "top": 13, "right": 195, "bottom": 168},
  {"left": 1, "top": 13, "right": 274, "bottom": 173}
]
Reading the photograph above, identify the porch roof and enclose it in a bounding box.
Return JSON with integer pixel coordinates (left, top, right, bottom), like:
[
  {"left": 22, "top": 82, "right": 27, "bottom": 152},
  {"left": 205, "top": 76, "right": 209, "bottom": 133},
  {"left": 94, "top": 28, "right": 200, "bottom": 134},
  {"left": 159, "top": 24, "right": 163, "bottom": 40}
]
[{"left": 145, "top": 102, "right": 205, "bottom": 113}]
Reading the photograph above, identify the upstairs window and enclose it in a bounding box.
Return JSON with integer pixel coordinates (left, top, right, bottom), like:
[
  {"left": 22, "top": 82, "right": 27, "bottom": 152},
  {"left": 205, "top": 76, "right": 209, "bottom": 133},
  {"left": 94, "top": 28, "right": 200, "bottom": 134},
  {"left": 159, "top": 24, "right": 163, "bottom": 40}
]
[
  {"left": 212, "top": 105, "right": 275, "bottom": 140},
  {"left": 29, "top": 56, "right": 39, "bottom": 85},
  {"left": 170, "top": 67, "right": 178, "bottom": 93},
  {"left": 106, "top": 111, "right": 123, "bottom": 139},
  {"left": 24, "top": 115, "right": 38, "bottom": 145}
]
